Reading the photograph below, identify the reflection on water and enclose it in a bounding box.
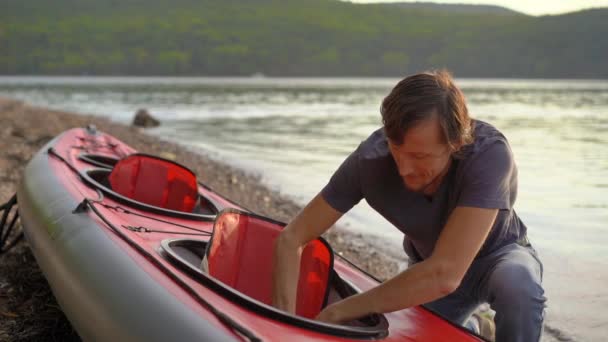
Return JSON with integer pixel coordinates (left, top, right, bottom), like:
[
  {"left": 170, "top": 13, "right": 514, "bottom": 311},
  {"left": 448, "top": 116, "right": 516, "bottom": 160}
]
[{"left": 2, "top": 76, "right": 607, "bottom": 339}]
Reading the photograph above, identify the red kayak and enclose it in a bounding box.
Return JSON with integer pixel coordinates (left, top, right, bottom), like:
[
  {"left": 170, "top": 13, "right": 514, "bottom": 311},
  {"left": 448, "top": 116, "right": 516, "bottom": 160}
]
[{"left": 16, "top": 126, "right": 486, "bottom": 341}]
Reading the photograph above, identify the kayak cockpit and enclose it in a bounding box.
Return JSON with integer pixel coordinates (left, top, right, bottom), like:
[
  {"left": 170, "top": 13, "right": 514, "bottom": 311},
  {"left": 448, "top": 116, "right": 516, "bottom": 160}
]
[
  {"left": 160, "top": 210, "right": 389, "bottom": 339},
  {"left": 80, "top": 168, "right": 220, "bottom": 220}
]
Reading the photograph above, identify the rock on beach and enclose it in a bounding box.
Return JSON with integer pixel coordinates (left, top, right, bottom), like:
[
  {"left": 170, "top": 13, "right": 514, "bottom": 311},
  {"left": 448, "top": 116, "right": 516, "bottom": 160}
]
[{"left": 132, "top": 108, "right": 160, "bottom": 128}]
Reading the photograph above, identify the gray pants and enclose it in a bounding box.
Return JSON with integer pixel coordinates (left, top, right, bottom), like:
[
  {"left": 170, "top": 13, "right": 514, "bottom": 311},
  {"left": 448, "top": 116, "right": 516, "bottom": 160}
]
[{"left": 423, "top": 243, "right": 546, "bottom": 342}]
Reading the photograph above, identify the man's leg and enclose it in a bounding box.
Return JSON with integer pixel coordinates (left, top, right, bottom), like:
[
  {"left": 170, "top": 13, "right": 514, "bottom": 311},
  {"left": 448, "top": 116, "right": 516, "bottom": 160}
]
[
  {"left": 423, "top": 280, "right": 481, "bottom": 326},
  {"left": 479, "top": 244, "right": 546, "bottom": 342}
]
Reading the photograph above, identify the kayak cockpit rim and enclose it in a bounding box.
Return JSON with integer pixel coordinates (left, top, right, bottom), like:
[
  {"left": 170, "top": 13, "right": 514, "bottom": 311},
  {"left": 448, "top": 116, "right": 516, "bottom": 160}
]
[
  {"left": 78, "top": 152, "right": 252, "bottom": 213},
  {"left": 160, "top": 238, "right": 390, "bottom": 339},
  {"left": 78, "top": 153, "right": 119, "bottom": 169},
  {"left": 79, "top": 168, "right": 219, "bottom": 221}
]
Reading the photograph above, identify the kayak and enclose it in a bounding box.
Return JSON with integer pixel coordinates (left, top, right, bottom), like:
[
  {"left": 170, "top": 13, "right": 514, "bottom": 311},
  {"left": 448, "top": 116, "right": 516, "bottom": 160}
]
[{"left": 16, "top": 126, "right": 486, "bottom": 341}]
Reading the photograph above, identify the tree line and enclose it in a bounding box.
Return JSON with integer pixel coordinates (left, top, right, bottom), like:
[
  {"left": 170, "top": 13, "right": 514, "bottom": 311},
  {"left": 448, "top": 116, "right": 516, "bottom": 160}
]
[{"left": 1, "top": 0, "right": 606, "bottom": 78}]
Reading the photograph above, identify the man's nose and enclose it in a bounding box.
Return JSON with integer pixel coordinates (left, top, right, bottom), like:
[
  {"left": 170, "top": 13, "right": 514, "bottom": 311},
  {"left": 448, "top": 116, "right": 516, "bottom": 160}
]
[{"left": 396, "top": 158, "right": 414, "bottom": 177}]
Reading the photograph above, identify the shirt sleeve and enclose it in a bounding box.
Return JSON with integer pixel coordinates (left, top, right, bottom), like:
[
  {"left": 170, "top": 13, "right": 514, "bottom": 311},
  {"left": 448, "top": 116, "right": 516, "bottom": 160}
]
[
  {"left": 457, "top": 140, "right": 515, "bottom": 210},
  {"left": 320, "top": 147, "right": 364, "bottom": 213}
]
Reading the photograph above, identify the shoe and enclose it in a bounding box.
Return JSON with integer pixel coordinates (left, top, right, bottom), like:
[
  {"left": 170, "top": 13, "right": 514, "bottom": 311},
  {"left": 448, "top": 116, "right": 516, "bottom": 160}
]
[{"left": 472, "top": 312, "right": 495, "bottom": 341}]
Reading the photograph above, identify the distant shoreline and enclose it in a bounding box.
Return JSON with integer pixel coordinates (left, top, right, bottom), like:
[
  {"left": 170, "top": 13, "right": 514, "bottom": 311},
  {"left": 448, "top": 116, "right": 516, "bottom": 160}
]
[{"left": 1, "top": 75, "right": 608, "bottom": 81}]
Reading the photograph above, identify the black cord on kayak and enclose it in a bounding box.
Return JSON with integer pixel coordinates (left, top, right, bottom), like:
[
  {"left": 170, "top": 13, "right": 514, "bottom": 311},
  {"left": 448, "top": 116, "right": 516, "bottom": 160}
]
[
  {"left": 0, "top": 194, "right": 24, "bottom": 255},
  {"left": 76, "top": 132, "right": 127, "bottom": 158},
  {"left": 48, "top": 147, "right": 84, "bottom": 181},
  {"left": 100, "top": 203, "right": 212, "bottom": 235},
  {"left": 78, "top": 198, "right": 261, "bottom": 342},
  {"left": 121, "top": 224, "right": 211, "bottom": 236}
]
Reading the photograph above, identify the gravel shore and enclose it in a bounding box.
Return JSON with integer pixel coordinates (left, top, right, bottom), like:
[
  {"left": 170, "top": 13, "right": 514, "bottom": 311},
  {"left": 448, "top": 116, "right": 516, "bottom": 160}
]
[{"left": 0, "top": 98, "right": 401, "bottom": 340}]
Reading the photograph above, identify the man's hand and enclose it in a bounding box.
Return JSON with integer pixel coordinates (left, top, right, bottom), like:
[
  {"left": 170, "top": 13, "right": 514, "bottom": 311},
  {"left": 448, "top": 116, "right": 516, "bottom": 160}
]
[
  {"left": 315, "top": 303, "right": 344, "bottom": 324},
  {"left": 315, "top": 294, "right": 372, "bottom": 325}
]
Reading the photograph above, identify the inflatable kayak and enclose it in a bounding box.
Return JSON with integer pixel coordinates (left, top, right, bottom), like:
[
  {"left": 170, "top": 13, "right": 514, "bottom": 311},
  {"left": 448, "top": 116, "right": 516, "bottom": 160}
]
[{"left": 16, "top": 126, "right": 486, "bottom": 341}]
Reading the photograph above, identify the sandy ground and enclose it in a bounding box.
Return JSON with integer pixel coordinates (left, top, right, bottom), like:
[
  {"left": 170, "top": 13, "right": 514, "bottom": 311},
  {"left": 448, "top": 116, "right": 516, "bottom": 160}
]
[{"left": 0, "top": 98, "right": 401, "bottom": 341}]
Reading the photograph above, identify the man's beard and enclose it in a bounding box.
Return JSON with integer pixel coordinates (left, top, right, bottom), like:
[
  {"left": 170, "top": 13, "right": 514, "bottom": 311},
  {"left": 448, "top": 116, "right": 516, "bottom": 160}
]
[{"left": 403, "top": 159, "right": 452, "bottom": 195}]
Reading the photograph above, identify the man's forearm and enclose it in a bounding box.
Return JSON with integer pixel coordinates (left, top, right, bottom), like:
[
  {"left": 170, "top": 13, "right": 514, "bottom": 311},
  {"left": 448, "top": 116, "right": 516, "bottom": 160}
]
[
  {"left": 317, "top": 207, "right": 498, "bottom": 324},
  {"left": 271, "top": 234, "right": 302, "bottom": 313},
  {"left": 320, "top": 259, "right": 457, "bottom": 323},
  {"left": 370, "top": 259, "right": 458, "bottom": 313},
  {"left": 271, "top": 193, "right": 344, "bottom": 314}
]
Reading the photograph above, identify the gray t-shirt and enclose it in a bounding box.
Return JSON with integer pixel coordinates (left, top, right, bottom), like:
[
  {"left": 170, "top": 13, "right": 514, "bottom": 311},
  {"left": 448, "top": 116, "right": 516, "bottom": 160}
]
[{"left": 321, "top": 120, "right": 527, "bottom": 261}]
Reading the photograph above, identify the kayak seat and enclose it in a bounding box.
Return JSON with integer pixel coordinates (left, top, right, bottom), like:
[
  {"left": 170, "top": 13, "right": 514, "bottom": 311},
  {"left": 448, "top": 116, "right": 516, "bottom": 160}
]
[
  {"left": 108, "top": 154, "right": 198, "bottom": 213},
  {"left": 204, "top": 210, "right": 333, "bottom": 319}
]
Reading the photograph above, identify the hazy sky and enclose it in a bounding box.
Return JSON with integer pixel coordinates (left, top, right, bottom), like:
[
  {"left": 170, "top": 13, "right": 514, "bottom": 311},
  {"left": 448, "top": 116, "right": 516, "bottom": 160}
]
[{"left": 346, "top": 0, "right": 608, "bottom": 16}]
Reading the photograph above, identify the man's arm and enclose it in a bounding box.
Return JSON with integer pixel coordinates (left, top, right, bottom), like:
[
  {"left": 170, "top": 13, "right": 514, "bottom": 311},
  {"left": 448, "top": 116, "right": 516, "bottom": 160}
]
[
  {"left": 316, "top": 206, "right": 498, "bottom": 323},
  {"left": 272, "top": 193, "right": 344, "bottom": 313}
]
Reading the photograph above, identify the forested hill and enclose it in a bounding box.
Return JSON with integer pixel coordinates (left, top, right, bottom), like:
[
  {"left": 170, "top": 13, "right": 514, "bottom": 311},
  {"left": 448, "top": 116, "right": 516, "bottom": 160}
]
[{"left": 1, "top": 0, "right": 606, "bottom": 78}]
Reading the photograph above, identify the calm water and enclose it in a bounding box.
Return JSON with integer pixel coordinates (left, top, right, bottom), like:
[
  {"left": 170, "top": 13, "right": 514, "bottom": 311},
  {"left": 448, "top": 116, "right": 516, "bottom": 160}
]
[{"left": 1, "top": 76, "right": 606, "bottom": 340}]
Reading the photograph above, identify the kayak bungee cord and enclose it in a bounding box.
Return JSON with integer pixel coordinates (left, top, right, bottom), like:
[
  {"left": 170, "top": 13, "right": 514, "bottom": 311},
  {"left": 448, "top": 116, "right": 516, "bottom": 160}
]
[
  {"left": 76, "top": 132, "right": 128, "bottom": 158},
  {"left": 76, "top": 197, "right": 261, "bottom": 342},
  {"left": 48, "top": 147, "right": 84, "bottom": 180},
  {"left": 70, "top": 144, "right": 122, "bottom": 152},
  {"left": 99, "top": 203, "right": 212, "bottom": 234},
  {"left": 120, "top": 224, "right": 211, "bottom": 236},
  {"left": 0, "top": 194, "right": 24, "bottom": 255},
  {"left": 73, "top": 190, "right": 211, "bottom": 237}
]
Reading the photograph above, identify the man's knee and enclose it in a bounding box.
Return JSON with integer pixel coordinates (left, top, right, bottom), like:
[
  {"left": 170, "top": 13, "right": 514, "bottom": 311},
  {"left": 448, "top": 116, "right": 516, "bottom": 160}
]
[
  {"left": 486, "top": 256, "right": 546, "bottom": 342},
  {"left": 488, "top": 262, "right": 545, "bottom": 313}
]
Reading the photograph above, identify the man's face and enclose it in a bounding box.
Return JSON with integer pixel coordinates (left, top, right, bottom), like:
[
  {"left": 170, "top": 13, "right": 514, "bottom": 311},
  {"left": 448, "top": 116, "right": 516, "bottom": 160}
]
[{"left": 387, "top": 116, "right": 452, "bottom": 193}]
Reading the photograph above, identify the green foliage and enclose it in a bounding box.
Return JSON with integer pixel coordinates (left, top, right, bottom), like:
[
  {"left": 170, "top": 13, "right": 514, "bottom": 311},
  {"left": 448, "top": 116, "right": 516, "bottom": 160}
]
[{"left": 0, "top": 0, "right": 606, "bottom": 78}]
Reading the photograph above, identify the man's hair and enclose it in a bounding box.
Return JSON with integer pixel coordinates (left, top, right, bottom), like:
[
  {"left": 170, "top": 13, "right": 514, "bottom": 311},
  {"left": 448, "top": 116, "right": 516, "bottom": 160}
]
[{"left": 380, "top": 69, "right": 473, "bottom": 152}]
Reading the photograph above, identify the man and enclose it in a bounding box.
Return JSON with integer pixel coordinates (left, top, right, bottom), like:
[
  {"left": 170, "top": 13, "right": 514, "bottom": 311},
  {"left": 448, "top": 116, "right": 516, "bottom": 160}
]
[{"left": 272, "top": 70, "right": 546, "bottom": 342}]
